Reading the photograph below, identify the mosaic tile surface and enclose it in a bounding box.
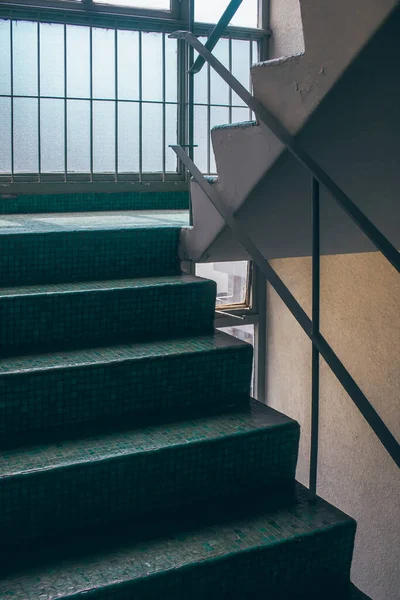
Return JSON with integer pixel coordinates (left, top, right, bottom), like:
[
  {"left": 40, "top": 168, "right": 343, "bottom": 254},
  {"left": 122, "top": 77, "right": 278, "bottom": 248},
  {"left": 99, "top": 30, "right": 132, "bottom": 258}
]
[
  {"left": 0, "top": 200, "right": 358, "bottom": 597},
  {"left": 0, "top": 191, "right": 190, "bottom": 214},
  {"left": 0, "top": 275, "right": 216, "bottom": 353},
  {"left": 0, "top": 484, "right": 356, "bottom": 600},
  {"left": 0, "top": 332, "right": 253, "bottom": 444},
  {"left": 0, "top": 401, "right": 300, "bottom": 550},
  {"left": 0, "top": 226, "right": 182, "bottom": 286}
]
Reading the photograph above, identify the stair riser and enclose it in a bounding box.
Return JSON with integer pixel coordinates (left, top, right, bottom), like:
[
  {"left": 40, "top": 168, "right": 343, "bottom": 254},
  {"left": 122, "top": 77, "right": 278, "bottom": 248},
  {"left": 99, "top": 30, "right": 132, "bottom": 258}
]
[
  {"left": 0, "top": 191, "right": 189, "bottom": 214},
  {"left": 0, "top": 228, "right": 180, "bottom": 286},
  {"left": 0, "top": 522, "right": 355, "bottom": 599},
  {"left": 0, "top": 425, "right": 299, "bottom": 551},
  {"left": 0, "top": 345, "right": 253, "bottom": 446},
  {"left": 0, "top": 281, "right": 216, "bottom": 354}
]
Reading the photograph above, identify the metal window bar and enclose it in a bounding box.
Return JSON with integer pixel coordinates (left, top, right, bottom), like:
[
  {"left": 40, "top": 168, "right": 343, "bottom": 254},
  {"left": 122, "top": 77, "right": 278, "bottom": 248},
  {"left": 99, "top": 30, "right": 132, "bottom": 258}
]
[
  {"left": 170, "top": 33, "right": 400, "bottom": 502},
  {"left": 0, "top": 12, "right": 263, "bottom": 189}
]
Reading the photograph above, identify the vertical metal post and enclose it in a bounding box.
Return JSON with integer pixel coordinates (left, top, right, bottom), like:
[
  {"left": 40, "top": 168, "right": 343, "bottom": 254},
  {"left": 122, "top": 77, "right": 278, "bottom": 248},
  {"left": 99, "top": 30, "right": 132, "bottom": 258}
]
[
  {"left": 228, "top": 37, "right": 232, "bottom": 124},
  {"left": 114, "top": 24, "right": 118, "bottom": 183},
  {"left": 248, "top": 38, "right": 253, "bottom": 121},
  {"left": 10, "top": 19, "right": 14, "bottom": 184},
  {"left": 309, "top": 176, "right": 320, "bottom": 504},
  {"left": 206, "top": 61, "right": 211, "bottom": 174},
  {"left": 64, "top": 23, "right": 67, "bottom": 182},
  {"left": 138, "top": 29, "right": 143, "bottom": 183},
  {"left": 188, "top": 0, "right": 195, "bottom": 223},
  {"left": 89, "top": 25, "right": 94, "bottom": 182},
  {"left": 162, "top": 32, "right": 166, "bottom": 182},
  {"left": 37, "top": 20, "right": 41, "bottom": 182}
]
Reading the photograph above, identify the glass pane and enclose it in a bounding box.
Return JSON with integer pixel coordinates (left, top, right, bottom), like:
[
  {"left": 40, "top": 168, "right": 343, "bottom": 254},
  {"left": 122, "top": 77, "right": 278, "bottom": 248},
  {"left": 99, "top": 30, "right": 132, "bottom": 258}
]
[
  {"left": 193, "top": 104, "right": 208, "bottom": 174},
  {"left": 67, "top": 25, "right": 90, "bottom": 98},
  {"left": 118, "top": 101, "right": 139, "bottom": 173},
  {"left": 93, "top": 101, "right": 115, "bottom": 172},
  {"left": 195, "top": 0, "right": 258, "bottom": 28},
  {"left": 142, "top": 102, "right": 162, "bottom": 171},
  {"left": 232, "top": 106, "right": 250, "bottom": 123},
  {"left": 165, "top": 35, "right": 177, "bottom": 103},
  {"left": 67, "top": 100, "right": 90, "bottom": 172},
  {"left": 13, "top": 98, "right": 38, "bottom": 172},
  {"left": 13, "top": 21, "right": 38, "bottom": 96},
  {"left": 193, "top": 37, "right": 208, "bottom": 105},
  {"left": 231, "top": 39, "right": 250, "bottom": 106},
  {"left": 40, "top": 99, "right": 65, "bottom": 173},
  {"left": 0, "top": 20, "right": 11, "bottom": 95},
  {"left": 92, "top": 27, "right": 115, "bottom": 100},
  {"left": 196, "top": 261, "right": 249, "bottom": 307},
  {"left": 0, "top": 98, "right": 11, "bottom": 173},
  {"left": 210, "top": 38, "right": 229, "bottom": 106},
  {"left": 117, "top": 30, "right": 139, "bottom": 101},
  {"left": 165, "top": 103, "right": 177, "bottom": 172},
  {"left": 40, "top": 23, "right": 64, "bottom": 97},
  {"left": 94, "top": 0, "right": 170, "bottom": 8},
  {"left": 210, "top": 106, "right": 229, "bottom": 173},
  {"left": 142, "top": 32, "right": 162, "bottom": 102}
]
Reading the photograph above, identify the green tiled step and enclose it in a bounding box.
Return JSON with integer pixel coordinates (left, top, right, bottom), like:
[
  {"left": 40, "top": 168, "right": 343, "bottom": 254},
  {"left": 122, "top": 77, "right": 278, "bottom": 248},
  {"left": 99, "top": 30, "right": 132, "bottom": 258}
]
[
  {"left": 0, "top": 400, "right": 300, "bottom": 554},
  {"left": 0, "top": 275, "right": 216, "bottom": 355},
  {"left": 0, "top": 332, "right": 253, "bottom": 447},
  {"left": 0, "top": 483, "right": 356, "bottom": 599},
  {"left": 0, "top": 226, "right": 181, "bottom": 286},
  {"left": 0, "top": 191, "right": 190, "bottom": 214}
]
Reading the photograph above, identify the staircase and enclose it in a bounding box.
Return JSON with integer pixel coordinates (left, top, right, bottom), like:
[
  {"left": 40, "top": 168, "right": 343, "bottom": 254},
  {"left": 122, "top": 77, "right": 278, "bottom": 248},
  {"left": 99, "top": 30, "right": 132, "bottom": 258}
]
[{"left": 0, "top": 194, "right": 369, "bottom": 599}]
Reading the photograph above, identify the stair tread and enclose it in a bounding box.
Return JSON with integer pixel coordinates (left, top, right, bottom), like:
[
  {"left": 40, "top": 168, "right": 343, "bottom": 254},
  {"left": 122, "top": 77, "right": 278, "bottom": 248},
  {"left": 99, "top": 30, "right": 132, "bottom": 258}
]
[
  {"left": 0, "top": 274, "right": 209, "bottom": 297},
  {"left": 0, "top": 400, "right": 296, "bottom": 478},
  {"left": 0, "top": 331, "right": 247, "bottom": 374},
  {"left": 0, "top": 483, "right": 353, "bottom": 600},
  {"left": 0, "top": 209, "right": 189, "bottom": 235}
]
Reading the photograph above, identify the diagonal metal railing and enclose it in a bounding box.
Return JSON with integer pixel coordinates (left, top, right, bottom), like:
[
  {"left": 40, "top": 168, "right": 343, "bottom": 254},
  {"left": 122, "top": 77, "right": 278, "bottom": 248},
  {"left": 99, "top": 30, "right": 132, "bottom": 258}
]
[{"left": 170, "top": 30, "right": 400, "bottom": 501}]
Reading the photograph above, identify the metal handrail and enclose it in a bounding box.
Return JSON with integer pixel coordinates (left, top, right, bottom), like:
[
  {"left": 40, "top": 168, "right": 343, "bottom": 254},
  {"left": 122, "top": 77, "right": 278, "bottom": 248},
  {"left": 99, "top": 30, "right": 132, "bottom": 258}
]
[
  {"left": 170, "top": 31, "right": 400, "bottom": 500},
  {"left": 172, "top": 31, "right": 400, "bottom": 274},
  {"left": 189, "top": 0, "right": 244, "bottom": 74}
]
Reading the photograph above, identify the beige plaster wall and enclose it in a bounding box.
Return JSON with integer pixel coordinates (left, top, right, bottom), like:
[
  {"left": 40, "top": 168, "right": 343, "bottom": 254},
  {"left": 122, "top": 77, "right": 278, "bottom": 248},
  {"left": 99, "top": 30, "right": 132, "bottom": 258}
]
[
  {"left": 269, "top": 0, "right": 304, "bottom": 58},
  {"left": 265, "top": 251, "right": 400, "bottom": 599}
]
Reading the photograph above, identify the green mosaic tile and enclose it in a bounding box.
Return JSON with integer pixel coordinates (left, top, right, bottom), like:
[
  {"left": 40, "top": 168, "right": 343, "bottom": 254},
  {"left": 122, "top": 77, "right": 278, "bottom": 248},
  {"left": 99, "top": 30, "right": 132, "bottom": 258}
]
[
  {"left": 0, "top": 226, "right": 182, "bottom": 286},
  {"left": 0, "top": 483, "right": 356, "bottom": 599},
  {"left": 0, "top": 275, "right": 216, "bottom": 354},
  {"left": 0, "top": 401, "right": 300, "bottom": 552},
  {"left": 0, "top": 332, "right": 253, "bottom": 445},
  {"left": 0, "top": 192, "right": 190, "bottom": 214}
]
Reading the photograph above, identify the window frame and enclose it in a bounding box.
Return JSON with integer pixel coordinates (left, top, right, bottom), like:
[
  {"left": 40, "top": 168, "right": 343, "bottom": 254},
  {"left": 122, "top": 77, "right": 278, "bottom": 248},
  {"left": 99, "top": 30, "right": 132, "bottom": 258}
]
[{"left": 0, "top": 0, "right": 181, "bottom": 22}]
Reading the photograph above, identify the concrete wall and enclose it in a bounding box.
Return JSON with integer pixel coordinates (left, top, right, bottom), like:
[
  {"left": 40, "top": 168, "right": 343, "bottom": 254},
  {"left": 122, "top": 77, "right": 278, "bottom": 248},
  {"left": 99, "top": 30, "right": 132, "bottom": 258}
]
[
  {"left": 269, "top": 0, "right": 304, "bottom": 59},
  {"left": 265, "top": 251, "right": 400, "bottom": 599},
  {"left": 206, "top": 5, "right": 400, "bottom": 262}
]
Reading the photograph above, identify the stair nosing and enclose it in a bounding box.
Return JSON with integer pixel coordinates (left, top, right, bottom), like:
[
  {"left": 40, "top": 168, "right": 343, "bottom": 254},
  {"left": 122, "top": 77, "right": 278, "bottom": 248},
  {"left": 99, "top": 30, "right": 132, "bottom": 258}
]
[
  {"left": 0, "top": 417, "right": 298, "bottom": 481},
  {"left": 0, "top": 332, "right": 250, "bottom": 376},
  {"left": 0, "top": 274, "right": 213, "bottom": 298}
]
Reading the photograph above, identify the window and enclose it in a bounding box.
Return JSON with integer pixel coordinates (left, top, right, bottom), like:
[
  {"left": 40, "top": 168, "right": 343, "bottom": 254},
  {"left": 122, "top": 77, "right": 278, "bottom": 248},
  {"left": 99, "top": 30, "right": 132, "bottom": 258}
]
[
  {"left": 195, "top": 0, "right": 259, "bottom": 28},
  {"left": 193, "top": 36, "right": 259, "bottom": 174},
  {"left": 196, "top": 261, "right": 251, "bottom": 309},
  {"left": 0, "top": 19, "right": 178, "bottom": 181},
  {"left": 94, "top": 0, "right": 171, "bottom": 9}
]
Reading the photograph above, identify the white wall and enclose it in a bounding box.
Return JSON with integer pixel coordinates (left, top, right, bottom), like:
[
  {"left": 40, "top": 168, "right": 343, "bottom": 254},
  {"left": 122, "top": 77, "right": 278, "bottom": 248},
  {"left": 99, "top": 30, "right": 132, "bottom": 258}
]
[{"left": 265, "top": 252, "right": 400, "bottom": 599}]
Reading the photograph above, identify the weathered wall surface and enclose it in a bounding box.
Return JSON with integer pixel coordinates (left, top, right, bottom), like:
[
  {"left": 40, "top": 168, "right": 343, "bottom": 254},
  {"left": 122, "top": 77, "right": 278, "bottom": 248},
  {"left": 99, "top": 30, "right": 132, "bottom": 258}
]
[{"left": 265, "top": 251, "right": 400, "bottom": 599}]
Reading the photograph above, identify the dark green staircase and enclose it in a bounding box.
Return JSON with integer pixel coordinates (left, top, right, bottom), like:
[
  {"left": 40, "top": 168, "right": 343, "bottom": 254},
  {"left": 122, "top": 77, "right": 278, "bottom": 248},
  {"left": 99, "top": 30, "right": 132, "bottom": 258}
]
[{"left": 0, "top": 198, "right": 368, "bottom": 599}]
